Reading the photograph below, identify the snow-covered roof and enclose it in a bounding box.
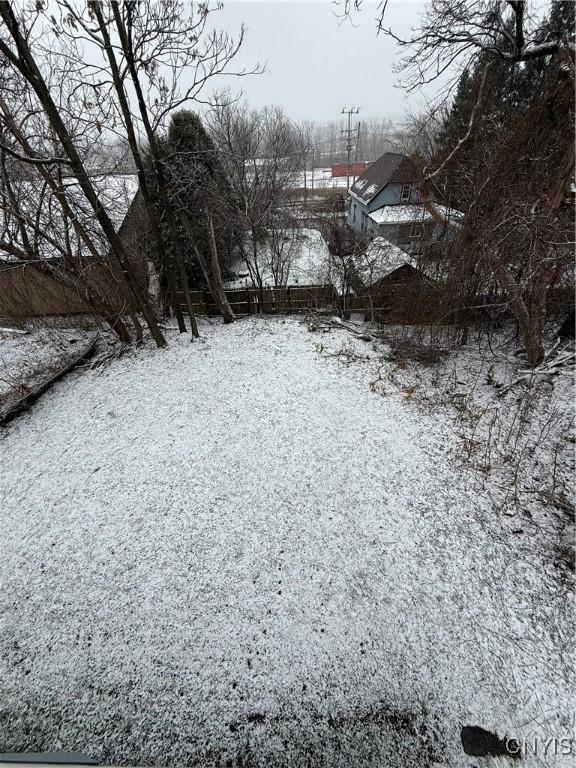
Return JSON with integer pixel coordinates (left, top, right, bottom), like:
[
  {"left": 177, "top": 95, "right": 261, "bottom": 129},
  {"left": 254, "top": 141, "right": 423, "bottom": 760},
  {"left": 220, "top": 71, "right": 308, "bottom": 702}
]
[
  {"left": 0, "top": 173, "right": 139, "bottom": 263},
  {"left": 368, "top": 204, "right": 463, "bottom": 226},
  {"left": 363, "top": 237, "right": 414, "bottom": 281},
  {"left": 74, "top": 173, "right": 139, "bottom": 229}
]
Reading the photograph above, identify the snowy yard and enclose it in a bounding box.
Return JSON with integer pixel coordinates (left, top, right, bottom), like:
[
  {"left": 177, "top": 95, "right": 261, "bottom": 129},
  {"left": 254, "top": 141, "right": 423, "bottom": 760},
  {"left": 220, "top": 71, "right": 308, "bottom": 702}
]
[
  {"left": 223, "top": 228, "right": 330, "bottom": 289},
  {"left": 0, "top": 326, "right": 93, "bottom": 415},
  {"left": 0, "top": 317, "right": 573, "bottom": 767}
]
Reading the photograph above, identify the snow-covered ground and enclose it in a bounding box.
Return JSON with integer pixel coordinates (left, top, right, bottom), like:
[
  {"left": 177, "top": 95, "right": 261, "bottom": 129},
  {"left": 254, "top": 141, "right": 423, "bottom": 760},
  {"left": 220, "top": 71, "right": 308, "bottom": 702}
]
[
  {"left": 0, "top": 317, "right": 573, "bottom": 767},
  {"left": 0, "top": 326, "right": 93, "bottom": 414},
  {"left": 290, "top": 167, "right": 351, "bottom": 190},
  {"left": 223, "top": 228, "right": 330, "bottom": 289}
]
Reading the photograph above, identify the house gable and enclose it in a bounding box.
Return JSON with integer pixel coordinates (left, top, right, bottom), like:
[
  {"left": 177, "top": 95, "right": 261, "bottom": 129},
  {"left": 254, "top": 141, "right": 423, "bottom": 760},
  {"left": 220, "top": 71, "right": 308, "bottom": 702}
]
[
  {"left": 367, "top": 182, "right": 422, "bottom": 212},
  {"left": 349, "top": 153, "right": 418, "bottom": 205}
]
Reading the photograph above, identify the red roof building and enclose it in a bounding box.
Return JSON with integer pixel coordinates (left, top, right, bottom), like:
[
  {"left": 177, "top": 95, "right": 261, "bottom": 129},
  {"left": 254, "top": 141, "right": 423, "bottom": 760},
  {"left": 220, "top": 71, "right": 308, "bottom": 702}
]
[{"left": 331, "top": 162, "right": 370, "bottom": 178}]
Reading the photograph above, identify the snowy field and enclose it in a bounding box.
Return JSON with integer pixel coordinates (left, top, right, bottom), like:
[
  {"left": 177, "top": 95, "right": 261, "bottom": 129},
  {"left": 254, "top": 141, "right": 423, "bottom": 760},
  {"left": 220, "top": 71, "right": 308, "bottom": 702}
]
[
  {"left": 0, "top": 317, "right": 573, "bottom": 767},
  {"left": 290, "top": 167, "right": 351, "bottom": 190}
]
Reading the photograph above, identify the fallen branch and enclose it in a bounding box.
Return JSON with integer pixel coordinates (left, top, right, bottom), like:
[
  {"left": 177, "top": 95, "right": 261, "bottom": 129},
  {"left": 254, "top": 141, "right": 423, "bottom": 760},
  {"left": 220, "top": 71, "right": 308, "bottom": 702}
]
[
  {"left": 316, "top": 344, "right": 371, "bottom": 365},
  {"left": 309, "top": 315, "right": 374, "bottom": 341},
  {"left": 89, "top": 342, "right": 134, "bottom": 370},
  {"left": 0, "top": 327, "right": 29, "bottom": 335},
  {"left": 498, "top": 348, "right": 575, "bottom": 395},
  {"left": 537, "top": 490, "right": 575, "bottom": 517},
  {"left": 0, "top": 336, "right": 98, "bottom": 426}
]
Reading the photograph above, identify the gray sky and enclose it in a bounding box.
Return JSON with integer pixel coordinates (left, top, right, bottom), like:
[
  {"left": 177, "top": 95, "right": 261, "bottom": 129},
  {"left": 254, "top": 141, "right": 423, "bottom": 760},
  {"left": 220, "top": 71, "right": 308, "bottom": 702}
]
[{"left": 208, "top": 0, "right": 436, "bottom": 123}]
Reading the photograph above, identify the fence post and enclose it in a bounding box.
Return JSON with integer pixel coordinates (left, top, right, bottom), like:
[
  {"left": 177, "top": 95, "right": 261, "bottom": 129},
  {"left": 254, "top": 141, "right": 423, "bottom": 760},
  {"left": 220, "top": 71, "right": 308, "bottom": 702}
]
[
  {"left": 287, "top": 286, "right": 291, "bottom": 312},
  {"left": 246, "top": 287, "right": 251, "bottom": 315}
]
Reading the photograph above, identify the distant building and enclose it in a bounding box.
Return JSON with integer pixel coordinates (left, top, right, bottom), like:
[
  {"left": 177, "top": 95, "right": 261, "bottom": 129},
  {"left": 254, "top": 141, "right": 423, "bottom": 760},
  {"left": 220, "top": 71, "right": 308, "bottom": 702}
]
[
  {"left": 347, "top": 152, "right": 461, "bottom": 253},
  {"left": 331, "top": 162, "right": 370, "bottom": 179}
]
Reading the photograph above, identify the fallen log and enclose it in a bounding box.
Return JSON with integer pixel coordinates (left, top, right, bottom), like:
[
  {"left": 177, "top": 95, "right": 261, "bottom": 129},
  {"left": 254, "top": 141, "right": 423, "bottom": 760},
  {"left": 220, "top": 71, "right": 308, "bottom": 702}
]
[{"left": 0, "top": 337, "right": 98, "bottom": 427}]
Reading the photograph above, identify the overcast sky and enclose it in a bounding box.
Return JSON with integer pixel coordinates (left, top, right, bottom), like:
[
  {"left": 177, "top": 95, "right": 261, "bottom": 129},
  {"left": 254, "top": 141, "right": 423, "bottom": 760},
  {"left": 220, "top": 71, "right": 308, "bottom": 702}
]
[{"left": 207, "top": 0, "right": 441, "bottom": 124}]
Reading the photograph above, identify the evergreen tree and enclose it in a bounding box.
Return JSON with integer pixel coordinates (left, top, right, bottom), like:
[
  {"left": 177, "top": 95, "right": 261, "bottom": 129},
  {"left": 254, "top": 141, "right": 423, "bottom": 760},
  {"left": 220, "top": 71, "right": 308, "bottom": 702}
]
[
  {"left": 166, "top": 110, "right": 237, "bottom": 273},
  {"left": 144, "top": 111, "right": 237, "bottom": 322},
  {"left": 436, "top": 1, "right": 574, "bottom": 209}
]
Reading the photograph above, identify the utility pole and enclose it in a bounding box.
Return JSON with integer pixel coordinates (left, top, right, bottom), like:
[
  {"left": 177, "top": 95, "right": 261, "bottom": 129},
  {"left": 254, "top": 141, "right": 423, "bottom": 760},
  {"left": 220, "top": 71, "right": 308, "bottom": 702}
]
[
  {"left": 352, "top": 121, "right": 362, "bottom": 186},
  {"left": 303, "top": 150, "right": 307, "bottom": 207},
  {"left": 303, "top": 145, "right": 315, "bottom": 208},
  {"left": 311, "top": 145, "right": 315, "bottom": 194},
  {"left": 341, "top": 106, "right": 360, "bottom": 192}
]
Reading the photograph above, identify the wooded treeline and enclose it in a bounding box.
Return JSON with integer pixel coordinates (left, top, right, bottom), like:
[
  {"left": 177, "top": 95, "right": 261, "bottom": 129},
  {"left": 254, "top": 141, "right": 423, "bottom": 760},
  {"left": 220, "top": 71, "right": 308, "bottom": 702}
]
[{"left": 0, "top": 1, "right": 313, "bottom": 342}]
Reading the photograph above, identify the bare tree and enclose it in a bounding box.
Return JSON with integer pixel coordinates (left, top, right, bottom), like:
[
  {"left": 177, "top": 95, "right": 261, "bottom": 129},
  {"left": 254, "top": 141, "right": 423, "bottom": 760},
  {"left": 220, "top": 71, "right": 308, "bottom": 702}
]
[
  {"left": 392, "top": 109, "right": 445, "bottom": 163},
  {"left": 83, "top": 0, "right": 188, "bottom": 334},
  {"left": 320, "top": 211, "right": 367, "bottom": 306},
  {"left": 208, "top": 101, "right": 304, "bottom": 304},
  {"left": 0, "top": 2, "right": 166, "bottom": 346},
  {"left": 346, "top": 0, "right": 574, "bottom": 365},
  {"left": 0, "top": 31, "right": 141, "bottom": 341},
  {"left": 267, "top": 211, "right": 302, "bottom": 287},
  {"left": 0, "top": 143, "right": 136, "bottom": 342},
  {"left": 1, "top": 0, "right": 258, "bottom": 340},
  {"left": 345, "top": 0, "right": 575, "bottom": 91}
]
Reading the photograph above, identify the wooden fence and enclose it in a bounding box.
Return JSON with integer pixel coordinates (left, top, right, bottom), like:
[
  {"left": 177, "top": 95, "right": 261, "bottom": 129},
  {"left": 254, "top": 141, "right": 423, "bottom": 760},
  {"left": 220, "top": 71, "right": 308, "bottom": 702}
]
[
  {"left": 12, "top": 264, "right": 566, "bottom": 327},
  {"left": 0, "top": 261, "right": 135, "bottom": 322},
  {"left": 0, "top": 262, "right": 92, "bottom": 320},
  {"left": 177, "top": 279, "right": 445, "bottom": 324},
  {"left": 177, "top": 284, "right": 337, "bottom": 317}
]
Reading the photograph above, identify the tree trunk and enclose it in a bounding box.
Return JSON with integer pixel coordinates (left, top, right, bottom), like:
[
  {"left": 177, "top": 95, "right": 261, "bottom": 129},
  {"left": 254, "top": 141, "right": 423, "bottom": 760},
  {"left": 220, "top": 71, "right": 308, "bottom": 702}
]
[
  {"left": 251, "top": 238, "right": 265, "bottom": 313},
  {"left": 525, "top": 329, "right": 545, "bottom": 368},
  {"left": 497, "top": 264, "right": 546, "bottom": 367},
  {"left": 172, "top": 297, "right": 187, "bottom": 333},
  {"left": 110, "top": 0, "right": 198, "bottom": 339},
  {"left": 175, "top": 254, "right": 199, "bottom": 337},
  {"left": 94, "top": 3, "right": 186, "bottom": 335},
  {"left": 207, "top": 214, "right": 235, "bottom": 323},
  {"left": 102, "top": 312, "right": 132, "bottom": 344}
]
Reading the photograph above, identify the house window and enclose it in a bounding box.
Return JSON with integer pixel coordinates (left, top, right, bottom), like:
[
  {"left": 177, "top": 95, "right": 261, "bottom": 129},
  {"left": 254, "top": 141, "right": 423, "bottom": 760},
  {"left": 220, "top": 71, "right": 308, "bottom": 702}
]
[
  {"left": 410, "top": 222, "right": 423, "bottom": 238},
  {"left": 352, "top": 203, "right": 357, "bottom": 223},
  {"left": 401, "top": 184, "right": 412, "bottom": 203}
]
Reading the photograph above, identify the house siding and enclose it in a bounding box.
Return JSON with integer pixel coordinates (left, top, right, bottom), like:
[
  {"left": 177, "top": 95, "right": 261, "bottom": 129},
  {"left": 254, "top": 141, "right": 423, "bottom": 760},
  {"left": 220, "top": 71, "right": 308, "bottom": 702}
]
[
  {"left": 347, "top": 182, "right": 453, "bottom": 257},
  {"left": 368, "top": 183, "right": 422, "bottom": 212},
  {"left": 347, "top": 182, "right": 425, "bottom": 232},
  {"left": 346, "top": 151, "right": 458, "bottom": 257}
]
